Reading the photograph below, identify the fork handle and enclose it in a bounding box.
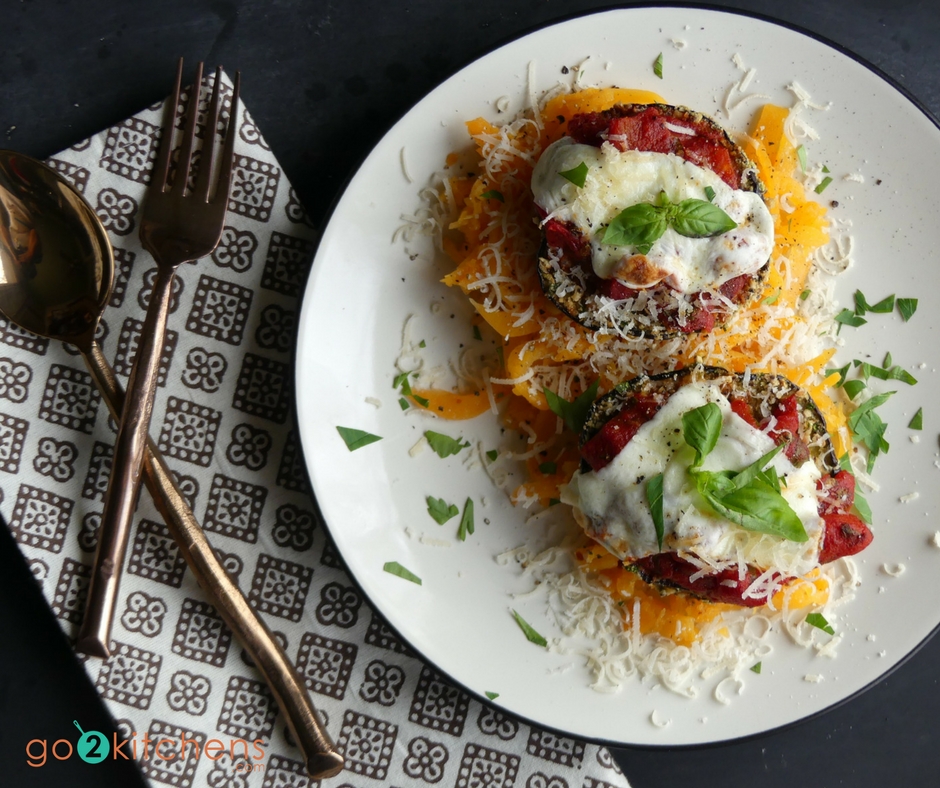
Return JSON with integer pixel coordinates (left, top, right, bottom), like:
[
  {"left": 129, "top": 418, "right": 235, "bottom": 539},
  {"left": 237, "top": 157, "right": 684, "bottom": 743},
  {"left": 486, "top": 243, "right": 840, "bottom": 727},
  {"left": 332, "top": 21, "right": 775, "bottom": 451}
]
[
  {"left": 76, "top": 267, "right": 178, "bottom": 658},
  {"left": 81, "top": 341, "right": 345, "bottom": 779}
]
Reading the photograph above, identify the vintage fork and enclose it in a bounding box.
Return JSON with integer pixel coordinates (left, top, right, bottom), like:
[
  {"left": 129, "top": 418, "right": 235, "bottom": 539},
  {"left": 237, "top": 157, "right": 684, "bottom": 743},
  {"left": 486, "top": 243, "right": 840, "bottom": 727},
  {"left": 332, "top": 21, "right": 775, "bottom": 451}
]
[
  {"left": 77, "top": 59, "right": 236, "bottom": 658},
  {"left": 75, "top": 60, "right": 344, "bottom": 778}
]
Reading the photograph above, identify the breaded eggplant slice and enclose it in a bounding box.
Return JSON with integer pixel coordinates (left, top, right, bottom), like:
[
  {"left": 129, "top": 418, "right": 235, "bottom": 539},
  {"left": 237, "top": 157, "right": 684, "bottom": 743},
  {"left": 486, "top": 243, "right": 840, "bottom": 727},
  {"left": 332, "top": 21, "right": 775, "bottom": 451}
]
[
  {"left": 536, "top": 103, "right": 770, "bottom": 339},
  {"left": 570, "top": 366, "right": 872, "bottom": 607}
]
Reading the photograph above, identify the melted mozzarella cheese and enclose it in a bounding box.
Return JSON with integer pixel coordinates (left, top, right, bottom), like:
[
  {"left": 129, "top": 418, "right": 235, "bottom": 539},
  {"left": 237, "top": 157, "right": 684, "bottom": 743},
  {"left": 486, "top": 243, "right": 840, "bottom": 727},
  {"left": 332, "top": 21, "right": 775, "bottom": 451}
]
[
  {"left": 563, "top": 382, "right": 824, "bottom": 576},
  {"left": 531, "top": 138, "right": 774, "bottom": 293}
]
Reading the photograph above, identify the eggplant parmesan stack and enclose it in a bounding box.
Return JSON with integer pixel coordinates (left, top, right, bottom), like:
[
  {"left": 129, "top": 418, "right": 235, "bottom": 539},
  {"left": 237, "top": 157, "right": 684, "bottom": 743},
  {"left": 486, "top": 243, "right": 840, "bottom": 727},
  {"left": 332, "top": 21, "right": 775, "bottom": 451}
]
[
  {"left": 531, "top": 104, "right": 773, "bottom": 337},
  {"left": 562, "top": 366, "right": 872, "bottom": 607}
]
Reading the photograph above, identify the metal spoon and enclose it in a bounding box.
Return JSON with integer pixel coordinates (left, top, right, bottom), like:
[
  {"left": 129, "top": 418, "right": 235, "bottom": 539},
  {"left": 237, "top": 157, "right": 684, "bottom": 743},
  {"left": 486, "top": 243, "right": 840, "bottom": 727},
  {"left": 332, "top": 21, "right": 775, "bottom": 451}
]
[{"left": 0, "top": 150, "right": 344, "bottom": 780}]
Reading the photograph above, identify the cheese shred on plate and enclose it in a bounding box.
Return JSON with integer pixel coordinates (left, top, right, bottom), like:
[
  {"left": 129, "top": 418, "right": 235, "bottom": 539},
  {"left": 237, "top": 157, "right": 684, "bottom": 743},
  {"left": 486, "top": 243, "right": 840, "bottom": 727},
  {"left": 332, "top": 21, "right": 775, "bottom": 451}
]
[{"left": 405, "top": 80, "right": 859, "bottom": 696}]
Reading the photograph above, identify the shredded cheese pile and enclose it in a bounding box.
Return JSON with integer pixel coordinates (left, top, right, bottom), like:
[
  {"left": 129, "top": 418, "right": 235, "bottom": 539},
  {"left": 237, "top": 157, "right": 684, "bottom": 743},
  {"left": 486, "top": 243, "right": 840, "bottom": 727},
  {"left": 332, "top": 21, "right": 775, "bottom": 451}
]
[{"left": 409, "top": 83, "right": 856, "bottom": 694}]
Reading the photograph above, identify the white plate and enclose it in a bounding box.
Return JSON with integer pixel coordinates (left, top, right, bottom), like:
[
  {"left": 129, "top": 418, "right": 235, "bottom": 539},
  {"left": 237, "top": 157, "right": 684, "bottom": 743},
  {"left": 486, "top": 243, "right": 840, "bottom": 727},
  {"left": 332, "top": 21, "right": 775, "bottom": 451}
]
[{"left": 296, "top": 6, "right": 940, "bottom": 746}]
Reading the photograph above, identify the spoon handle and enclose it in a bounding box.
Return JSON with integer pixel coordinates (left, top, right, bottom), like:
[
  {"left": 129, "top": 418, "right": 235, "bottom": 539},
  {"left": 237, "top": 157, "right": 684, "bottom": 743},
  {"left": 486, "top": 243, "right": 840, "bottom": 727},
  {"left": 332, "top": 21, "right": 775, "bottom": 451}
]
[
  {"left": 80, "top": 340, "right": 345, "bottom": 780},
  {"left": 77, "top": 268, "right": 178, "bottom": 657}
]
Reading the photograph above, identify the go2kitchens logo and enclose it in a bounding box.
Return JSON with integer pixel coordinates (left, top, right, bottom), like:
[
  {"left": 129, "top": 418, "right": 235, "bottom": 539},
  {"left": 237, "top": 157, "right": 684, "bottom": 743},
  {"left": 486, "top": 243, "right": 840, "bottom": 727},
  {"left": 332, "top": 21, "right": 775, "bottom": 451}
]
[{"left": 26, "top": 721, "right": 267, "bottom": 771}]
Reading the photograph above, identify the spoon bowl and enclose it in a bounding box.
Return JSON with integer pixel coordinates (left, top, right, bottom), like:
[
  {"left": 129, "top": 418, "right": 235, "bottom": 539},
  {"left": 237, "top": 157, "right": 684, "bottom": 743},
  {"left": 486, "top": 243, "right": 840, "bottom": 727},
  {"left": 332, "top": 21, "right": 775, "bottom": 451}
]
[{"left": 0, "top": 150, "right": 113, "bottom": 351}]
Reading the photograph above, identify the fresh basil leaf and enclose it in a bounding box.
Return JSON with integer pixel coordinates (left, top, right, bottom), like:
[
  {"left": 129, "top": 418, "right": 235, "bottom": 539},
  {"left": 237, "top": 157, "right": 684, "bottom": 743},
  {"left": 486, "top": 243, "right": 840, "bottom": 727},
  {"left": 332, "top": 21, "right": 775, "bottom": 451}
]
[
  {"left": 419, "top": 339, "right": 426, "bottom": 348},
  {"left": 797, "top": 144, "right": 807, "bottom": 172},
  {"left": 750, "top": 661, "right": 762, "bottom": 674},
  {"left": 822, "top": 165, "right": 831, "bottom": 174},
  {"left": 727, "top": 443, "right": 785, "bottom": 492},
  {"left": 481, "top": 189, "right": 504, "bottom": 202},
  {"left": 834, "top": 309, "right": 867, "bottom": 329},
  {"left": 897, "top": 297, "right": 918, "bottom": 321},
  {"left": 486, "top": 449, "right": 499, "bottom": 462},
  {"left": 909, "top": 408, "right": 923, "bottom": 430},
  {"left": 457, "top": 498, "right": 475, "bottom": 541},
  {"left": 869, "top": 294, "right": 896, "bottom": 313},
  {"left": 646, "top": 473, "right": 665, "bottom": 551},
  {"left": 843, "top": 379, "right": 866, "bottom": 400},
  {"left": 485, "top": 691, "right": 500, "bottom": 700},
  {"left": 653, "top": 52, "right": 664, "bottom": 79},
  {"left": 383, "top": 561, "right": 422, "bottom": 585},
  {"left": 848, "top": 391, "right": 895, "bottom": 428},
  {"left": 700, "top": 478, "right": 808, "bottom": 542},
  {"left": 559, "top": 161, "right": 589, "bottom": 188},
  {"left": 425, "top": 430, "right": 470, "bottom": 458},
  {"left": 602, "top": 202, "right": 668, "bottom": 249},
  {"left": 426, "top": 496, "right": 459, "bottom": 525},
  {"left": 543, "top": 379, "right": 600, "bottom": 434},
  {"left": 538, "top": 461, "right": 557, "bottom": 475},
  {"left": 827, "top": 363, "right": 850, "bottom": 387},
  {"left": 394, "top": 371, "right": 413, "bottom": 395},
  {"left": 511, "top": 609, "right": 548, "bottom": 647},
  {"left": 336, "top": 426, "right": 383, "bottom": 451},
  {"left": 800, "top": 288, "right": 811, "bottom": 301},
  {"left": 682, "top": 402, "right": 722, "bottom": 465},
  {"left": 763, "top": 289, "right": 780, "bottom": 305},
  {"left": 413, "top": 394, "right": 430, "bottom": 408},
  {"left": 805, "top": 612, "right": 835, "bottom": 635},
  {"left": 398, "top": 397, "right": 410, "bottom": 411},
  {"left": 671, "top": 199, "right": 738, "bottom": 238},
  {"left": 838, "top": 454, "right": 873, "bottom": 525},
  {"left": 854, "top": 488, "right": 873, "bottom": 524},
  {"left": 704, "top": 185, "right": 716, "bottom": 202},
  {"left": 815, "top": 176, "right": 833, "bottom": 193},
  {"left": 883, "top": 351, "right": 893, "bottom": 367}
]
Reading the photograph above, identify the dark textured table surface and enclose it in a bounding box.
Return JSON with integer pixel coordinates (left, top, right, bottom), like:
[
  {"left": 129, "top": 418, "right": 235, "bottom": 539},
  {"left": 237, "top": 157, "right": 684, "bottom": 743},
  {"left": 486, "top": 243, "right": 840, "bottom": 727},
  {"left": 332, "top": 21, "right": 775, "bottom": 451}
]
[{"left": 1, "top": 1, "right": 938, "bottom": 786}]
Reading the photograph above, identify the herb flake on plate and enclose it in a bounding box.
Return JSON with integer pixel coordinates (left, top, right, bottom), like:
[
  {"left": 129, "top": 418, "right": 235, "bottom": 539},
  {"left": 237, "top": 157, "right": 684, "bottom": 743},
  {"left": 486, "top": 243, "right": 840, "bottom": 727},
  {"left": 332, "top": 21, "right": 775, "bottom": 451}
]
[
  {"left": 427, "top": 496, "right": 459, "bottom": 524},
  {"left": 805, "top": 612, "right": 835, "bottom": 635},
  {"left": 336, "top": 426, "right": 382, "bottom": 451},
  {"left": 458, "top": 498, "right": 474, "bottom": 541},
  {"left": 425, "top": 430, "right": 470, "bottom": 458},
  {"left": 383, "top": 561, "right": 422, "bottom": 585},
  {"left": 511, "top": 609, "right": 548, "bottom": 647}
]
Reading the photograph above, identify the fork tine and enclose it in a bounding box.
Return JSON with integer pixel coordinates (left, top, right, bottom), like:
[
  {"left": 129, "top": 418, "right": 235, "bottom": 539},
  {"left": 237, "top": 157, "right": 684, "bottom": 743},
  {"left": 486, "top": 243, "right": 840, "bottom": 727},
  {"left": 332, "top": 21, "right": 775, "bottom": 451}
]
[
  {"left": 150, "top": 57, "right": 184, "bottom": 192},
  {"left": 193, "top": 65, "right": 223, "bottom": 202},
  {"left": 171, "top": 61, "right": 204, "bottom": 194},
  {"left": 214, "top": 70, "right": 240, "bottom": 205}
]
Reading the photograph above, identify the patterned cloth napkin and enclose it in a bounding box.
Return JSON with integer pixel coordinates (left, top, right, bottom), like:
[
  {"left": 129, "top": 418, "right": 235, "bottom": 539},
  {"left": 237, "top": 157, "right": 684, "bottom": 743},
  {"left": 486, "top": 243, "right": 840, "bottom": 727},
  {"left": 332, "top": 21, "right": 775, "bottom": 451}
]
[{"left": 0, "top": 72, "right": 631, "bottom": 788}]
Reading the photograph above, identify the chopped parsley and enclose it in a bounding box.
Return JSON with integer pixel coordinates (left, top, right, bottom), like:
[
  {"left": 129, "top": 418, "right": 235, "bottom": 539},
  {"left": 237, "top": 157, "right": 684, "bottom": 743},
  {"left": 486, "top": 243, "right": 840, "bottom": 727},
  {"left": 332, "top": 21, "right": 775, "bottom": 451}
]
[
  {"left": 805, "top": 612, "right": 835, "bottom": 635},
  {"left": 426, "top": 496, "right": 459, "bottom": 525},
  {"left": 336, "top": 426, "right": 382, "bottom": 451},
  {"left": 511, "top": 609, "right": 548, "bottom": 647},
  {"left": 383, "top": 561, "right": 422, "bottom": 585},
  {"left": 425, "top": 430, "right": 470, "bottom": 458}
]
